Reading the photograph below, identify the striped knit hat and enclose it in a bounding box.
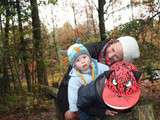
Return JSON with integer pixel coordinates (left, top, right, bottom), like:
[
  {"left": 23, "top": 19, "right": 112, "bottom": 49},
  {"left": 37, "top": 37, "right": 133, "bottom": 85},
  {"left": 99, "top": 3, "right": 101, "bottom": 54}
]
[{"left": 67, "top": 43, "right": 90, "bottom": 66}]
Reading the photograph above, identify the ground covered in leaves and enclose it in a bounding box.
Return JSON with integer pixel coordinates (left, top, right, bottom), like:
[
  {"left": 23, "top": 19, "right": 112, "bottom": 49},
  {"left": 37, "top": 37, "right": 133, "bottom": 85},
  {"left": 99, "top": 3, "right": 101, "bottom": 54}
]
[
  {"left": 140, "top": 80, "right": 160, "bottom": 120},
  {"left": 0, "top": 95, "right": 58, "bottom": 120},
  {"left": 0, "top": 107, "right": 57, "bottom": 120}
]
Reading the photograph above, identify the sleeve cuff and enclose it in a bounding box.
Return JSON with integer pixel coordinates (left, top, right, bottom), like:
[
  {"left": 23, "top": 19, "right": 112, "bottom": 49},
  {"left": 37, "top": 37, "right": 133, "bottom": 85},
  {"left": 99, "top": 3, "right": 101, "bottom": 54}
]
[{"left": 69, "top": 106, "right": 78, "bottom": 112}]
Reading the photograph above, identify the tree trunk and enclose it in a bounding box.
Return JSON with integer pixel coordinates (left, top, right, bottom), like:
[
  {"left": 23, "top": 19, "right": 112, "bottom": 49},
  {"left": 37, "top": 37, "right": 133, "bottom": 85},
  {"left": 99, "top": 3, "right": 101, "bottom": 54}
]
[
  {"left": 98, "top": 0, "right": 106, "bottom": 41},
  {"left": 1, "top": 1, "right": 11, "bottom": 95},
  {"left": 71, "top": 4, "right": 79, "bottom": 38},
  {"left": 0, "top": 14, "right": 3, "bottom": 33},
  {"left": 86, "top": 0, "right": 97, "bottom": 35},
  {"left": 0, "top": 6, "right": 5, "bottom": 96},
  {"left": 51, "top": 8, "right": 60, "bottom": 64},
  {"left": 16, "top": 0, "right": 32, "bottom": 92},
  {"left": 130, "top": 0, "right": 134, "bottom": 21},
  {"left": 85, "top": 6, "right": 90, "bottom": 34},
  {"left": 30, "top": 0, "right": 48, "bottom": 85}
]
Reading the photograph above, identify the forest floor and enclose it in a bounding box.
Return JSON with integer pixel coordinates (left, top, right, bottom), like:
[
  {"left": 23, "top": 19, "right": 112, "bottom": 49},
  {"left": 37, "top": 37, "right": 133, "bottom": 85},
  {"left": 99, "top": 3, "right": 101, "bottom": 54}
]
[
  {"left": 0, "top": 100, "right": 58, "bottom": 120},
  {"left": 0, "top": 80, "right": 160, "bottom": 120},
  {"left": 140, "top": 80, "right": 160, "bottom": 120}
]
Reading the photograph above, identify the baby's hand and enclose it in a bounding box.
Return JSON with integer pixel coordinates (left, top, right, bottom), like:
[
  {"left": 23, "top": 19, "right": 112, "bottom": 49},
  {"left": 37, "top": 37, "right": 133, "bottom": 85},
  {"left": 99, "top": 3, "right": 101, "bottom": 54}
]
[
  {"left": 105, "top": 109, "right": 118, "bottom": 116},
  {"left": 65, "top": 110, "right": 79, "bottom": 120}
]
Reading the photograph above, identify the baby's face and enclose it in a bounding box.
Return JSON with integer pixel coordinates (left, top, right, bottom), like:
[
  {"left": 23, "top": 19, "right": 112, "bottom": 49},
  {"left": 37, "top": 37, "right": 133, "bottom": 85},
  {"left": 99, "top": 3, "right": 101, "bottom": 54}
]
[{"left": 74, "top": 54, "right": 91, "bottom": 71}]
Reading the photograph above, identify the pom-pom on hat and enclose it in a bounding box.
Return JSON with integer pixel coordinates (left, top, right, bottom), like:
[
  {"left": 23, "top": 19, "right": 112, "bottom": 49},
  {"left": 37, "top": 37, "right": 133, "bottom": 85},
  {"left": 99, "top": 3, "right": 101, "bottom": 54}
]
[
  {"left": 102, "top": 61, "right": 141, "bottom": 110},
  {"left": 67, "top": 43, "right": 90, "bottom": 66},
  {"left": 117, "top": 36, "right": 140, "bottom": 61}
]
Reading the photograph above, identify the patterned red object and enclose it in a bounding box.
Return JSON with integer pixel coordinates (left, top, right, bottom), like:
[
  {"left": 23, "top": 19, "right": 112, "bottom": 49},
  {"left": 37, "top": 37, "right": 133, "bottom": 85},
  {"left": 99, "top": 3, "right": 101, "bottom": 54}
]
[{"left": 102, "top": 61, "right": 141, "bottom": 110}]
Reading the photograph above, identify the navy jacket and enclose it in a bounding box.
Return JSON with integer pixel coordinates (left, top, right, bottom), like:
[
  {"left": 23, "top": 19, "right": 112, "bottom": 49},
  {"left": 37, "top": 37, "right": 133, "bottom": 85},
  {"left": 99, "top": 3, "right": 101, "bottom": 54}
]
[{"left": 77, "top": 71, "right": 111, "bottom": 118}]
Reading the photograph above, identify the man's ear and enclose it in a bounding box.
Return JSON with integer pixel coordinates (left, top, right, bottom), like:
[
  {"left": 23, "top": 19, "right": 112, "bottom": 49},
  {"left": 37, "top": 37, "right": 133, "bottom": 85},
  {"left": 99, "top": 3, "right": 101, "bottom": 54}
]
[{"left": 133, "top": 71, "right": 142, "bottom": 80}]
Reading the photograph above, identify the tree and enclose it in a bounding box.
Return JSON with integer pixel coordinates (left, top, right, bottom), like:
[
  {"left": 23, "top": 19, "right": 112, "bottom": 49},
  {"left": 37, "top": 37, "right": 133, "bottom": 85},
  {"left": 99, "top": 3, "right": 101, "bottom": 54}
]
[
  {"left": 50, "top": 7, "right": 60, "bottom": 63},
  {"left": 30, "top": 0, "right": 48, "bottom": 85},
  {"left": 71, "top": 2, "right": 79, "bottom": 38},
  {"left": 1, "top": 0, "right": 10, "bottom": 95},
  {"left": 85, "top": 0, "right": 97, "bottom": 35},
  {"left": 56, "top": 22, "right": 74, "bottom": 48},
  {"left": 16, "top": 0, "right": 32, "bottom": 92},
  {"left": 98, "top": 0, "right": 106, "bottom": 41}
]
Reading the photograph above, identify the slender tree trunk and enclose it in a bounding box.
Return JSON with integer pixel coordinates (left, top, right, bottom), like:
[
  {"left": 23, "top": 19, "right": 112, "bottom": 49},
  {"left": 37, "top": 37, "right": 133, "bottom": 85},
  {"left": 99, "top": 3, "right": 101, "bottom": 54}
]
[
  {"left": 0, "top": 8, "right": 5, "bottom": 96},
  {"left": 1, "top": 1, "right": 11, "bottom": 95},
  {"left": 130, "top": 0, "right": 134, "bottom": 21},
  {"left": 0, "top": 11, "right": 4, "bottom": 96},
  {"left": 98, "top": 0, "right": 106, "bottom": 41},
  {"left": 71, "top": 4, "right": 79, "bottom": 38},
  {"left": 90, "top": 9, "right": 97, "bottom": 35},
  {"left": 16, "top": 0, "right": 32, "bottom": 92},
  {"left": 85, "top": 0, "right": 96, "bottom": 35},
  {"left": 30, "top": 0, "right": 48, "bottom": 85},
  {"left": 0, "top": 14, "right": 3, "bottom": 33},
  {"left": 86, "top": 0, "right": 97, "bottom": 35},
  {"left": 51, "top": 8, "right": 60, "bottom": 63},
  {"left": 85, "top": 7, "right": 90, "bottom": 34},
  {"left": 12, "top": 18, "right": 16, "bottom": 44}
]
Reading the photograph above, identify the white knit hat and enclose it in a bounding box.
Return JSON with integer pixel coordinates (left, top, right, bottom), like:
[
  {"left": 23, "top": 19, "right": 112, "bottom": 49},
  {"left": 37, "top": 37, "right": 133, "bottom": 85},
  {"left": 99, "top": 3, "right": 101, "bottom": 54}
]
[{"left": 117, "top": 36, "right": 140, "bottom": 61}]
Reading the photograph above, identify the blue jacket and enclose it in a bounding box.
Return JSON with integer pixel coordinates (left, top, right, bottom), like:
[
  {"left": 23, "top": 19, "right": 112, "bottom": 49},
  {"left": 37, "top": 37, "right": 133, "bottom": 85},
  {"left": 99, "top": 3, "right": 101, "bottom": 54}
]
[{"left": 68, "top": 59, "right": 109, "bottom": 112}]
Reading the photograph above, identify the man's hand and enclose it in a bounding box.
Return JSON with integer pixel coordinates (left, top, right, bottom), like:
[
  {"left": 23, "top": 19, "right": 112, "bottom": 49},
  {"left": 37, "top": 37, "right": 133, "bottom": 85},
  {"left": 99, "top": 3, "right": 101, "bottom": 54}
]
[
  {"left": 105, "top": 110, "right": 118, "bottom": 116},
  {"left": 64, "top": 110, "right": 79, "bottom": 120}
]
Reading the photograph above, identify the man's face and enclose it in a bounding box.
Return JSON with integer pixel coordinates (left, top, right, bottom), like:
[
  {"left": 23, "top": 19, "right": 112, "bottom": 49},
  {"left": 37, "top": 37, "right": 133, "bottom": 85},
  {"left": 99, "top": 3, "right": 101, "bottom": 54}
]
[
  {"left": 74, "top": 54, "right": 91, "bottom": 71},
  {"left": 106, "top": 42, "right": 123, "bottom": 64}
]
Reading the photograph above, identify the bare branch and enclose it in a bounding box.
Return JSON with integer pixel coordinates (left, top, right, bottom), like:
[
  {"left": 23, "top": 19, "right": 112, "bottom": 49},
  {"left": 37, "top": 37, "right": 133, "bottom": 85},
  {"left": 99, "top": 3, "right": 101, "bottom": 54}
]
[
  {"left": 90, "top": 0, "right": 98, "bottom": 11},
  {"left": 104, "top": 0, "right": 113, "bottom": 14},
  {"left": 105, "top": 4, "right": 130, "bottom": 21}
]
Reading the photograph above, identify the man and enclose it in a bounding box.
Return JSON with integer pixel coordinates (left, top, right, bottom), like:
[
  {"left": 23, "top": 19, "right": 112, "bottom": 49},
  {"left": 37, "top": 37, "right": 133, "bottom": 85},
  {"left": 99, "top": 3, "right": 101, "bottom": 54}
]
[
  {"left": 77, "top": 61, "right": 142, "bottom": 120},
  {"left": 57, "top": 36, "right": 140, "bottom": 120}
]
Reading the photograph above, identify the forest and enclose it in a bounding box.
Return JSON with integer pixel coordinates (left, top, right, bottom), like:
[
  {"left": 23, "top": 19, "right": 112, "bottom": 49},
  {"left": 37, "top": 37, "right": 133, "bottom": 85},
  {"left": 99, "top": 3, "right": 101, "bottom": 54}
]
[{"left": 0, "top": 0, "right": 160, "bottom": 120}]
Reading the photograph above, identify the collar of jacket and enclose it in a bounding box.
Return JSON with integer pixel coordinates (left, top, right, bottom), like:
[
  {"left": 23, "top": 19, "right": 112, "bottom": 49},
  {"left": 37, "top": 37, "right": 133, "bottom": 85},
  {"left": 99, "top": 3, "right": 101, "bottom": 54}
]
[{"left": 95, "top": 71, "right": 110, "bottom": 99}]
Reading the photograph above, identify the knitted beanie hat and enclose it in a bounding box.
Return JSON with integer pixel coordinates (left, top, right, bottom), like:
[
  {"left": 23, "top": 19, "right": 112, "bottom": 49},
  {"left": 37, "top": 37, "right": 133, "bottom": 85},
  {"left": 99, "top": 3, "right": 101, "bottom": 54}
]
[
  {"left": 117, "top": 36, "right": 140, "bottom": 61},
  {"left": 67, "top": 43, "right": 90, "bottom": 66}
]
